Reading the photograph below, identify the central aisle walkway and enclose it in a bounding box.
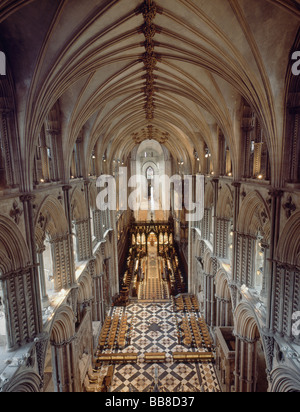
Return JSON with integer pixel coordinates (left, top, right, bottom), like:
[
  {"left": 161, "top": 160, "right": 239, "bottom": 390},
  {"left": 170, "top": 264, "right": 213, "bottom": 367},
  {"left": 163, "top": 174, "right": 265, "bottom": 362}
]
[{"left": 138, "top": 244, "right": 169, "bottom": 301}]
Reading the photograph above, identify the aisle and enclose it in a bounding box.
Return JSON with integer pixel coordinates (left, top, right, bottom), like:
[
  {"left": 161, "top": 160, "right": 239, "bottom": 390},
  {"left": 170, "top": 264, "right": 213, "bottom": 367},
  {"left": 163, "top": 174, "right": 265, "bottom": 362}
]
[{"left": 138, "top": 244, "right": 169, "bottom": 301}]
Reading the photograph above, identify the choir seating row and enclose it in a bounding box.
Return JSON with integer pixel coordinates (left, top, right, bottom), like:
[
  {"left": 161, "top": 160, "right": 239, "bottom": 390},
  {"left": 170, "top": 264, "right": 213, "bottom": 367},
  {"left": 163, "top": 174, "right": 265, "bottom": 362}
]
[{"left": 98, "top": 315, "right": 131, "bottom": 350}]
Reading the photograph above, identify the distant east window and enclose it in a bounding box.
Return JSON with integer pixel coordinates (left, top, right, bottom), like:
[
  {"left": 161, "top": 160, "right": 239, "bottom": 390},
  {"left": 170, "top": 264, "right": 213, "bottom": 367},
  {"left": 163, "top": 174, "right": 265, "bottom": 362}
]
[{"left": 146, "top": 166, "right": 154, "bottom": 180}]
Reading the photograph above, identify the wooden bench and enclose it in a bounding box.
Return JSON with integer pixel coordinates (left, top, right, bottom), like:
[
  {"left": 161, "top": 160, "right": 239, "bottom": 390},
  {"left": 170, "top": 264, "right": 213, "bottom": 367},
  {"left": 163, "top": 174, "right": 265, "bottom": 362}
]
[
  {"left": 97, "top": 353, "right": 138, "bottom": 364},
  {"left": 144, "top": 352, "right": 166, "bottom": 363},
  {"left": 173, "top": 352, "right": 214, "bottom": 363}
]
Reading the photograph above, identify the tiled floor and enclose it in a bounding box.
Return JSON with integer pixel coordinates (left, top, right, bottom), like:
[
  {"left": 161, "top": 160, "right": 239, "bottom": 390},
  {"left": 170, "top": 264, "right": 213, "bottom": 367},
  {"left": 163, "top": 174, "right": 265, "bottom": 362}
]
[{"left": 105, "top": 302, "right": 221, "bottom": 393}]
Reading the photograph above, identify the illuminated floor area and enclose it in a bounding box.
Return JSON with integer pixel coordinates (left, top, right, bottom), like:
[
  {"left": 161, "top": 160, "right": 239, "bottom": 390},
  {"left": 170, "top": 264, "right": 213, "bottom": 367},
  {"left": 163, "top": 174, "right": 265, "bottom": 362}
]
[
  {"left": 138, "top": 246, "right": 170, "bottom": 301},
  {"left": 100, "top": 302, "right": 221, "bottom": 393}
]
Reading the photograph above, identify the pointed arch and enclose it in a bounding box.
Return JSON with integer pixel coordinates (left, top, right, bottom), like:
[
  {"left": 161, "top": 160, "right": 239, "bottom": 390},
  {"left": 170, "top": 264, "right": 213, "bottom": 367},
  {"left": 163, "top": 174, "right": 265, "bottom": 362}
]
[
  {"left": 4, "top": 371, "right": 42, "bottom": 393},
  {"left": 78, "top": 272, "right": 93, "bottom": 303},
  {"left": 276, "top": 211, "right": 300, "bottom": 266},
  {"left": 235, "top": 302, "right": 261, "bottom": 341},
  {"left": 271, "top": 367, "right": 300, "bottom": 393},
  {"left": 35, "top": 195, "right": 69, "bottom": 250},
  {"left": 237, "top": 190, "right": 271, "bottom": 242},
  {"left": 70, "top": 186, "right": 88, "bottom": 222},
  {"left": 50, "top": 305, "right": 75, "bottom": 345},
  {"left": 216, "top": 184, "right": 233, "bottom": 219},
  {"left": 203, "top": 248, "right": 212, "bottom": 274},
  {"left": 215, "top": 269, "right": 231, "bottom": 301},
  {"left": 0, "top": 214, "right": 30, "bottom": 273}
]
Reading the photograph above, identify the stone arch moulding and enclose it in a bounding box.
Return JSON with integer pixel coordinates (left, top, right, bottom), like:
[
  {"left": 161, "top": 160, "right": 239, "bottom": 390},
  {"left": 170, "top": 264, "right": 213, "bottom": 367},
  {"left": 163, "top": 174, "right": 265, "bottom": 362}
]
[
  {"left": 50, "top": 305, "right": 75, "bottom": 346},
  {"left": 78, "top": 271, "right": 93, "bottom": 304},
  {"left": 0, "top": 214, "right": 31, "bottom": 273},
  {"left": 237, "top": 190, "right": 271, "bottom": 241},
  {"left": 216, "top": 184, "right": 233, "bottom": 219},
  {"left": 4, "top": 371, "right": 42, "bottom": 393},
  {"left": 271, "top": 367, "right": 300, "bottom": 393},
  {"left": 48, "top": 305, "right": 79, "bottom": 393},
  {"left": 35, "top": 195, "right": 69, "bottom": 245},
  {"left": 234, "top": 302, "right": 270, "bottom": 393},
  {"left": 234, "top": 302, "right": 261, "bottom": 341},
  {"left": 215, "top": 269, "right": 232, "bottom": 301},
  {"left": 276, "top": 211, "right": 300, "bottom": 267},
  {"left": 70, "top": 186, "right": 89, "bottom": 222}
]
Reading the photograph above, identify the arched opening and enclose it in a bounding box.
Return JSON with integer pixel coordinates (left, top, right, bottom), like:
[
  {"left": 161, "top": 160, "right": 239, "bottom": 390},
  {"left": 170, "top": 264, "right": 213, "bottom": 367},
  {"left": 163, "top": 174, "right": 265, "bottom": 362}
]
[
  {"left": 273, "top": 211, "right": 300, "bottom": 342},
  {"left": 0, "top": 215, "right": 39, "bottom": 351},
  {"left": 35, "top": 197, "right": 72, "bottom": 319},
  {"left": 215, "top": 270, "right": 233, "bottom": 327},
  {"left": 216, "top": 184, "right": 233, "bottom": 261},
  {"left": 71, "top": 187, "right": 91, "bottom": 264},
  {"left": 271, "top": 367, "right": 300, "bottom": 393},
  {"left": 236, "top": 191, "right": 270, "bottom": 295},
  {"left": 234, "top": 304, "right": 268, "bottom": 393},
  {"left": 47, "top": 306, "right": 79, "bottom": 393}
]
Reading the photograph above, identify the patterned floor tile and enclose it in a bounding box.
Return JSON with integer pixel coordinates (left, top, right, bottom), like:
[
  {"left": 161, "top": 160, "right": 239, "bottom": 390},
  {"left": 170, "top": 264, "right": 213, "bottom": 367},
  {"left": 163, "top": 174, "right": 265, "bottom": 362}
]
[{"left": 105, "top": 302, "right": 221, "bottom": 393}]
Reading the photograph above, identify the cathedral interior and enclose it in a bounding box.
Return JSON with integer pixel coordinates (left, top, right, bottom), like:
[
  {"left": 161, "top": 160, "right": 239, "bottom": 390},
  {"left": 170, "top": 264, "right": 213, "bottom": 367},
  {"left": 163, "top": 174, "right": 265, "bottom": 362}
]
[{"left": 0, "top": 0, "right": 299, "bottom": 393}]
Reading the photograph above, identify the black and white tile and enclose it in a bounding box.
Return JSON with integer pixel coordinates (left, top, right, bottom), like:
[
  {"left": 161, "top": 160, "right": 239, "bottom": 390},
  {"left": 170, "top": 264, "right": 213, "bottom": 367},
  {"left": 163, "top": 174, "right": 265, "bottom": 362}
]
[{"left": 105, "top": 303, "right": 221, "bottom": 393}]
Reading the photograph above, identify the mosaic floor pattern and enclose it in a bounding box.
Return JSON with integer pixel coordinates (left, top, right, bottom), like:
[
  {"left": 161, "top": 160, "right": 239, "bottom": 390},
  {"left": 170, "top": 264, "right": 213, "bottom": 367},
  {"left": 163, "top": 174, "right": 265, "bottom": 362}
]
[{"left": 106, "top": 303, "right": 221, "bottom": 393}]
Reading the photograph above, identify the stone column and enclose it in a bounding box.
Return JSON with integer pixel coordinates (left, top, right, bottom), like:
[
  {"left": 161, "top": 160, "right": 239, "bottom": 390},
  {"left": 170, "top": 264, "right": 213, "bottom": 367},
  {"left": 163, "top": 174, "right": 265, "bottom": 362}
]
[
  {"left": 20, "top": 194, "right": 43, "bottom": 337},
  {"left": 266, "top": 189, "right": 283, "bottom": 331},
  {"left": 62, "top": 185, "right": 76, "bottom": 286},
  {"left": 0, "top": 109, "right": 15, "bottom": 187},
  {"left": 234, "top": 334, "right": 259, "bottom": 393},
  {"left": 231, "top": 182, "right": 241, "bottom": 286},
  {"left": 39, "top": 130, "right": 51, "bottom": 182},
  {"left": 51, "top": 336, "right": 79, "bottom": 392},
  {"left": 204, "top": 273, "right": 215, "bottom": 327},
  {"left": 212, "top": 178, "right": 219, "bottom": 256},
  {"left": 37, "top": 246, "right": 49, "bottom": 307},
  {"left": 51, "top": 235, "right": 74, "bottom": 292},
  {"left": 84, "top": 179, "right": 93, "bottom": 257}
]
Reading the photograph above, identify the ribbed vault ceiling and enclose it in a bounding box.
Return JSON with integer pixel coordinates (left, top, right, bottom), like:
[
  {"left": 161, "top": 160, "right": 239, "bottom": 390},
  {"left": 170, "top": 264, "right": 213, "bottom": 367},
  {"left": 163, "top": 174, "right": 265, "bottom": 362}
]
[{"left": 0, "top": 0, "right": 299, "bottom": 188}]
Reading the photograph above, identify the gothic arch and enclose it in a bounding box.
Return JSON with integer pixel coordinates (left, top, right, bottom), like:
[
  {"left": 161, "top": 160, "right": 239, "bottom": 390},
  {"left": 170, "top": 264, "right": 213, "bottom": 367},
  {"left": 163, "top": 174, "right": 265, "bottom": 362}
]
[
  {"left": 276, "top": 211, "right": 300, "bottom": 266},
  {"left": 216, "top": 184, "right": 233, "bottom": 219},
  {"left": 50, "top": 305, "right": 75, "bottom": 345},
  {"left": 234, "top": 302, "right": 269, "bottom": 393},
  {"left": 237, "top": 191, "right": 271, "bottom": 241},
  {"left": 35, "top": 195, "right": 69, "bottom": 249},
  {"left": 215, "top": 270, "right": 231, "bottom": 301},
  {"left": 0, "top": 214, "right": 30, "bottom": 273},
  {"left": 78, "top": 272, "right": 93, "bottom": 304},
  {"left": 5, "top": 371, "right": 42, "bottom": 393},
  {"left": 215, "top": 269, "right": 233, "bottom": 327},
  {"left": 95, "top": 250, "right": 103, "bottom": 276},
  {"left": 235, "top": 303, "right": 261, "bottom": 341},
  {"left": 70, "top": 186, "right": 88, "bottom": 221},
  {"left": 271, "top": 367, "right": 300, "bottom": 393},
  {"left": 49, "top": 305, "right": 79, "bottom": 393},
  {"left": 203, "top": 248, "right": 212, "bottom": 274}
]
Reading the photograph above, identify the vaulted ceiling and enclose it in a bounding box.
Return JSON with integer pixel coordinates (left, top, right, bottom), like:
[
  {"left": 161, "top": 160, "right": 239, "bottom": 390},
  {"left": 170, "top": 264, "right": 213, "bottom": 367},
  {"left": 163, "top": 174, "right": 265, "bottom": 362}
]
[{"left": 0, "top": 0, "right": 299, "bottom": 189}]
